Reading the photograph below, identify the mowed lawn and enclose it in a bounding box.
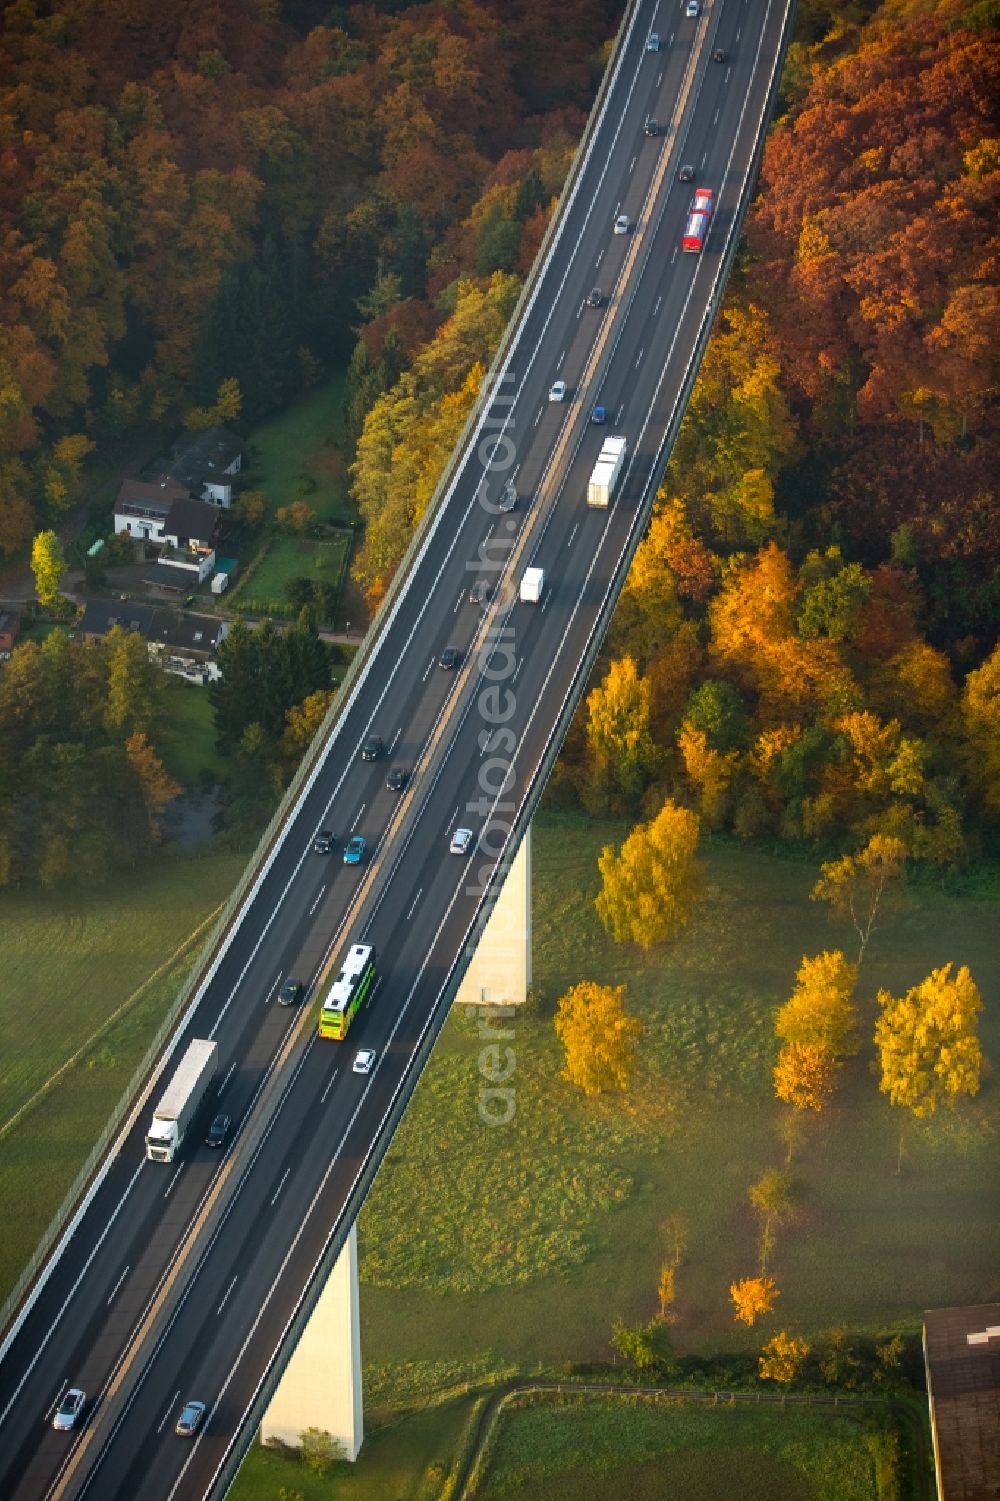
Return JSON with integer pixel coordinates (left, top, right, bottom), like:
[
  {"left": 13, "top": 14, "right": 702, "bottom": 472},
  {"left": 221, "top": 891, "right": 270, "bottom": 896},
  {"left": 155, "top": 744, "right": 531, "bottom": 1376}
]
[
  {"left": 0, "top": 854, "right": 245, "bottom": 1301},
  {"left": 245, "top": 376, "right": 353, "bottom": 526},
  {"left": 476, "top": 1395, "right": 882, "bottom": 1501},
  {"left": 359, "top": 813, "right": 1000, "bottom": 1385},
  {"left": 231, "top": 532, "right": 351, "bottom": 612},
  {"left": 157, "top": 676, "right": 227, "bottom": 785}
]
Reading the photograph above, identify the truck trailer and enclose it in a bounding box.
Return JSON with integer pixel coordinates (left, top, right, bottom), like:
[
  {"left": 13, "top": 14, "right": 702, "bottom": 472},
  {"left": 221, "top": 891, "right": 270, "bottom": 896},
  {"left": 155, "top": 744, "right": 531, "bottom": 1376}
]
[
  {"left": 146, "top": 1038, "right": 219, "bottom": 1163},
  {"left": 520, "top": 566, "right": 545, "bottom": 603},
  {"left": 586, "top": 435, "right": 627, "bottom": 507}
]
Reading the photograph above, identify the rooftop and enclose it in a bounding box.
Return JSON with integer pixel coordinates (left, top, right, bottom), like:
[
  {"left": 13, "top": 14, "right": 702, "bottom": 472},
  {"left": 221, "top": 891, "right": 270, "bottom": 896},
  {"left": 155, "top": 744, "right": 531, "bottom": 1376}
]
[{"left": 924, "top": 1304, "right": 1000, "bottom": 1501}]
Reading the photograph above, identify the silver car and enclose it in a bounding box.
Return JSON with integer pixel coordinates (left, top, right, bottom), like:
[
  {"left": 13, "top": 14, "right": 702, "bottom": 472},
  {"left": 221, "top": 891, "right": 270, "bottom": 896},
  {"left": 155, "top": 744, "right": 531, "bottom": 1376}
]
[{"left": 53, "top": 1388, "right": 85, "bottom": 1432}]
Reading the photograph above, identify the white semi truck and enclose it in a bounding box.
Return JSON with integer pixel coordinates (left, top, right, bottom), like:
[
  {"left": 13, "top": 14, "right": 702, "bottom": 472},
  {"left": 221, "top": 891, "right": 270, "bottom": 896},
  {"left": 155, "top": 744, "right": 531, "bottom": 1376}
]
[
  {"left": 586, "top": 435, "right": 627, "bottom": 507},
  {"left": 520, "top": 566, "right": 545, "bottom": 603},
  {"left": 145, "top": 1038, "right": 219, "bottom": 1163}
]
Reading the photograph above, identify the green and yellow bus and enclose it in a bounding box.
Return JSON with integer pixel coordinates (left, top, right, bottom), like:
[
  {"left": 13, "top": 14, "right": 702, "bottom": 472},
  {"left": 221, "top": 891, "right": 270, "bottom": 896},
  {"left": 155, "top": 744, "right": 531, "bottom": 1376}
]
[{"left": 318, "top": 943, "right": 377, "bottom": 1040}]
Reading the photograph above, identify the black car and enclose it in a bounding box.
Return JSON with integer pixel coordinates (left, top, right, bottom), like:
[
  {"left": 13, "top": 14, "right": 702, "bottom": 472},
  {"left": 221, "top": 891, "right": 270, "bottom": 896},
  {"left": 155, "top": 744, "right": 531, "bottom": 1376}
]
[
  {"left": 644, "top": 118, "right": 658, "bottom": 137},
  {"left": 468, "top": 578, "right": 492, "bottom": 606},
  {"left": 712, "top": 47, "right": 727, "bottom": 62},
  {"left": 361, "top": 735, "right": 384, "bottom": 762},
  {"left": 205, "top": 1114, "right": 231, "bottom": 1148},
  {"left": 313, "top": 828, "right": 335, "bottom": 854},
  {"left": 386, "top": 767, "right": 409, "bottom": 792},
  {"left": 439, "top": 648, "right": 461, "bottom": 670},
  {"left": 679, "top": 164, "right": 695, "bottom": 182},
  {"left": 586, "top": 287, "right": 603, "bottom": 308},
  {"left": 278, "top": 976, "right": 303, "bottom": 1006}
]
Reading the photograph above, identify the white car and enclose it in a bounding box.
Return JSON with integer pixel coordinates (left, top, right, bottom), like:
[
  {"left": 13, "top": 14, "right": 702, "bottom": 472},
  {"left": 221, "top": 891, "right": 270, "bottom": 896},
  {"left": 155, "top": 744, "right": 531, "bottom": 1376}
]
[
  {"left": 686, "top": 0, "right": 700, "bottom": 15},
  {"left": 548, "top": 380, "right": 567, "bottom": 402},
  {"left": 614, "top": 214, "right": 630, "bottom": 235},
  {"left": 450, "top": 827, "right": 474, "bottom": 855},
  {"left": 52, "top": 1388, "right": 86, "bottom": 1432},
  {"left": 353, "top": 1048, "right": 377, "bottom": 1075},
  {"left": 647, "top": 31, "right": 660, "bottom": 50}
]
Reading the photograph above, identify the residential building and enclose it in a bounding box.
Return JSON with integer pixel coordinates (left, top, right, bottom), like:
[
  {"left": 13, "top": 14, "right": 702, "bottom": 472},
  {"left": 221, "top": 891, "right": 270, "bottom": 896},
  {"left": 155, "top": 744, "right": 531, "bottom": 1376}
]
[{"left": 923, "top": 1303, "right": 1000, "bottom": 1501}]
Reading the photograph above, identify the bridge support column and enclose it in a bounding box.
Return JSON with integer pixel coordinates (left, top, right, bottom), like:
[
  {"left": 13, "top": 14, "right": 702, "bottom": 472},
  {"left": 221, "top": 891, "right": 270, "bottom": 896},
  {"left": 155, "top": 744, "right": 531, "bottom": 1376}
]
[
  {"left": 456, "top": 824, "right": 532, "bottom": 1007},
  {"left": 260, "top": 1222, "right": 363, "bottom": 1462}
]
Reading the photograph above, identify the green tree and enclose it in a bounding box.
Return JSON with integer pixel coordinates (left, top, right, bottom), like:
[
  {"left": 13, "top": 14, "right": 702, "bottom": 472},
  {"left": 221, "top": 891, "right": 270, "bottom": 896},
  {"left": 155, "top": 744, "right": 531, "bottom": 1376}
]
[
  {"left": 554, "top": 981, "right": 645, "bottom": 1097},
  {"left": 31, "top": 529, "right": 68, "bottom": 609},
  {"left": 104, "top": 626, "right": 161, "bottom": 735},
  {"left": 610, "top": 1317, "right": 674, "bottom": 1375},
  {"left": 682, "top": 680, "right": 748, "bottom": 751},
  {"left": 596, "top": 800, "right": 702, "bottom": 949},
  {"left": 299, "top": 1427, "right": 345, "bottom": 1475}
]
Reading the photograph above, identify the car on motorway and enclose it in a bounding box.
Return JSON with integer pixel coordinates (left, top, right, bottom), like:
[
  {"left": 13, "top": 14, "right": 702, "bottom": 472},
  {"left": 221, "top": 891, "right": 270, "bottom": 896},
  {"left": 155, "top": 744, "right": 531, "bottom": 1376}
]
[
  {"left": 313, "top": 828, "right": 335, "bottom": 854},
  {"left": 678, "top": 163, "right": 695, "bottom": 182},
  {"left": 646, "top": 30, "right": 660, "bottom": 50},
  {"left": 712, "top": 46, "right": 727, "bottom": 61},
  {"left": 52, "top": 1388, "right": 86, "bottom": 1432},
  {"left": 468, "top": 578, "right": 492, "bottom": 606},
  {"left": 439, "top": 647, "right": 462, "bottom": 670},
  {"left": 591, "top": 405, "right": 606, "bottom": 425},
  {"left": 175, "top": 1399, "right": 206, "bottom": 1437},
  {"left": 386, "top": 766, "right": 409, "bottom": 792},
  {"left": 498, "top": 478, "right": 517, "bottom": 511},
  {"left": 548, "top": 380, "right": 567, "bottom": 402},
  {"left": 450, "top": 827, "right": 475, "bottom": 855},
  {"left": 585, "top": 286, "right": 603, "bottom": 307},
  {"left": 205, "top": 1113, "right": 231, "bottom": 1148},
  {"left": 352, "top": 1048, "right": 377, "bottom": 1075},
  {"left": 644, "top": 117, "right": 658, "bottom": 137},
  {"left": 361, "top": 735, "right": 384, "bottom": 762},
  {"left": 278, "top": 976, "right": 303, "bottom": 1006},
  {"left": 613, "top": 213, "right": 630, "bottom": 234},
  {"left": 343, "top": 835, "right": 367, "bottom": 866},
  {"left": 685, "top": 0, "right": 700, "bottom": 15}
]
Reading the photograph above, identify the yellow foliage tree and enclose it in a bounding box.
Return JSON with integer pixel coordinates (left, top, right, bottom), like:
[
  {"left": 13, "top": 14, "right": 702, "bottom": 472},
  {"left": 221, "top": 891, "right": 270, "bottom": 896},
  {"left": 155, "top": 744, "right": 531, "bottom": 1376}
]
[
  {"left": 678, "top": 722, "right": 740, "bottom": 828},
  {"left": 759, "top": 1330, "right": 810, "bottom": 1383},
  {"left": 30, "top": 529, "right": 67, "bottom": 609},
  {"left": 186, "top": 376, "right": 242, "bottom": 431},
  {"left": 657, "top": 1263, "right": 676, "bottom": 1323},
  {"left": 595, "top": 799, "right": 702, "bottom": 949},
  {"left": 775, "top": 951, "right": 859, "bottom": 1058},
  {"left": 554, "top": 981, "right": 645, "bottom": 1098},
  {"left": 960, "top": 645, "right": 1000, "bottom": 815},
  {"left": 773, "top": 1043, "right": 838, "bottom": 1112},
  {"left": 730, "top": 1276, "right": 779, "bottom": 1326},
  {"left": 586, "top": 656, "right": 658, "bottom": 806},
  {"left": 811, "top": 834, "right": 907, "bottom": 965},
  {"left": 874, "top": 964, "right": 984, "bottom": 1121}
]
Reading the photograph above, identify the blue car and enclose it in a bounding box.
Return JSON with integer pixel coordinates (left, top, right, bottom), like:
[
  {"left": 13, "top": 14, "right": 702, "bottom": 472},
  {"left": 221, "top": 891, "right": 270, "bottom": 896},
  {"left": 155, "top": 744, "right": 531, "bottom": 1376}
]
[
  {"left": 591, "top": 405, "right": 606, "bottom": 424},
  {"left": 343, "top": 835, "right": 366, "bottom": 866}
]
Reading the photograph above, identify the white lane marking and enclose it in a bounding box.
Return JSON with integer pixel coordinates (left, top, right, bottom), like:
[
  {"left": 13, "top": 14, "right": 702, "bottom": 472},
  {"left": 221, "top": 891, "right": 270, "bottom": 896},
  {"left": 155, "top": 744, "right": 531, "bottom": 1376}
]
[
  {"left": 736, "top": 23, "right": 742, "bottom": 39},
  {"left": 216, "top": 1277, "right": 238, "bottom": 1317},
  {"left": 616, "top": 405, "right": 625, "bottom": 423},
  {"left": 594, "top": 249, "right": 604, "bottom": 268},
  {"left": 714, "top": 106, "right": 720, "bottom": 125},
  {"left": 671, "top": 246, "right": 679, "bottom": 263},
  {"left": 629, "top": 155, "right": 637, "bottom": 172},
  {"left": 163, "top": 1166, "right": 183, "bottom": 1199},
  {"left": 269, "top": 1169, "right": 290, "bottom": 1207},
  {"left": 453, "top": 592, "right": 464, "bottom": 612},
  {"left": 635, "top": 348, "right": 645, "bottom": 368},
  {"left": 320, "top": 1070, "right": 338, "bottom": 1105},
  {"left": 557, "top": 348, "right": 566, "bottom": 366},
  {"left": 308, "top": 888, "right": 324, "bottom": 917},
  {"left": 725, "top": 66, "right": 731, "bottom": 81},
  {"left": 657, "top": 70, "right": 664, "bottom": 84},
  {"left": 701, "top": 150, "right": 708, "bottom": 167},
  {"left": 405, "top": 888, "right": 423, "bottom": 920},
  {"left": 422, "top": 657, "right": 434, "bottom": 680},
  {"left": 533, "top": 410, "right": 542, "bottom": 427},
  {"left": 567, "top": 523, "right": 580, "bottom": 547},
  {"left": 669, "top": 31, "right": 675, "bottom": 45},
  {"left": 389, "top": 727, "right": 402, "bottom": 752},
  {"left": 220, "top": 1061, "right": 236, "bottom": 1094},
  {"left": 351, "top": 803, "right": 365, "bottom": 832},
  {"left": 106, "top": 1266, "right": 130, "bottom": 1307},
  {"left": 654, "top": 294, "right": 662, "bottom": 315},
  {"left": 46, "top": 1384, "right": 68, "bottom": 1420},
  {"left": 512, "top": 658, "right": 523, "bottom": 681},
  {"left": 541, "top": 588, "right": 552, "bottom": 613},
  {"left": 158, "top": 1390, "right": 181, "bottom": 1435},
  {"left": 265, "top": 977, "right": 280, "bottom": 1005}
]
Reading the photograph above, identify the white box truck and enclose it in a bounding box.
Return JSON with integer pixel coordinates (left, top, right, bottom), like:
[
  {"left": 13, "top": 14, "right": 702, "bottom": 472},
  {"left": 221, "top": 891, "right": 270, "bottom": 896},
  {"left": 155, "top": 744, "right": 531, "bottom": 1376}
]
[
  {"left": 520, "top": 566, "right": 544, "bottom": 603},
  {"left": 586, "top": 435, "right": 627, "bottom": 507},
  {"left": 146, "top": 1038, "right": 219, "bottom": 1163}
]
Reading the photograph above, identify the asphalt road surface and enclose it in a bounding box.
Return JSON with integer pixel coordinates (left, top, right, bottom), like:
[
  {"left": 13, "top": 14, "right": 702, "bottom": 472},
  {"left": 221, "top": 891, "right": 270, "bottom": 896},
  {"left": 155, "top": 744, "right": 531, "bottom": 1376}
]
[{"left": 0, "top": 0, "right": 794, "bottom": 1495}]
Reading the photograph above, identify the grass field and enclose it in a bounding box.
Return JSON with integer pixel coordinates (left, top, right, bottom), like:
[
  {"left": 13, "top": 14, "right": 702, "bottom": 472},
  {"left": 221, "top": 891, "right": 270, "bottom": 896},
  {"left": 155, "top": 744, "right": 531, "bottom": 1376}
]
[
  {"left": 157, "top": 677, "right": 227, "bottom": 785},
  {"left": 0, "top": 854, "right": 245, "bottom": 1302},
  {"left": 359, "top": 814, "right": 999, "bottom": 1384},
  {"left": 229, "top": 532, "right": 352, "bottom": 617},
  {"left": 475, "top": 1394, "right": 883, "bottom": 1501},
  {"left": 245, "top": 376, "right": 353, "bottom": 526}
]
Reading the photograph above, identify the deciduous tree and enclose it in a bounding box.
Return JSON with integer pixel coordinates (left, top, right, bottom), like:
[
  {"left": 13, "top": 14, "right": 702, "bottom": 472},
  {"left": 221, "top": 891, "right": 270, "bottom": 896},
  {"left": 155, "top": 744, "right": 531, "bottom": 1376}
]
[
  {"left": 31, "top": 530, "right": 68, "bottom": 609},
  {"left": 730, "top": 1276, "right": 779, "bottom": 1326},
  {"left": 554, "top": 981, "right": 645, "bottom": 1098},
  {"left": 811, "top": 835, "right": 907, "bottom": 965},
  {"left": 874, "top": 964, "right": 984, "bottom": 1122},
  {"left": 596, "top": 800, "right": 702, "bottom": 949},
  {"left": 759, "top": 1330, "right": 810, "bottom": 1383},
  {"left": 775, "top": 951, "right": 859, "bottom": 1059},
  {"left": 585, "top": 656, "right": 658, "bottom": 809},
  {"left": 773, "top": 1043, "right": 838, "bottom": 1113}
]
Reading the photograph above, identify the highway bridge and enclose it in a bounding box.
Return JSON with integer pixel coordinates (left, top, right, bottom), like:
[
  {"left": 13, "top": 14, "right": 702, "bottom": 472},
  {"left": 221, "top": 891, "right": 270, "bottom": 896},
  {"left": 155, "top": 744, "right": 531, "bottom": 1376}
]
[{"left": 0, "top": 0, "right": 795, "bottom": 1494}]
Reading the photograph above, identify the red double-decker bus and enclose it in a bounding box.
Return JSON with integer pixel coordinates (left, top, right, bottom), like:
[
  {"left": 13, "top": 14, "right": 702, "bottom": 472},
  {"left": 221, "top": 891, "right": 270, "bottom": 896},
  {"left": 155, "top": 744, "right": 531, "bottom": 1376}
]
[{"left": 682, "top": 188, "right": 714, "bottom": 252}]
